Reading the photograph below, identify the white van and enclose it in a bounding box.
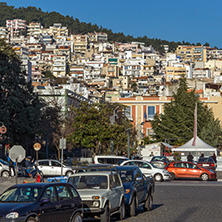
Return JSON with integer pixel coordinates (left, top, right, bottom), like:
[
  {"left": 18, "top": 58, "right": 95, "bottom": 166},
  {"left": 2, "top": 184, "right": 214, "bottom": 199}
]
[{"left": 93, "top": 155, "right": 129, "bottom": 165}]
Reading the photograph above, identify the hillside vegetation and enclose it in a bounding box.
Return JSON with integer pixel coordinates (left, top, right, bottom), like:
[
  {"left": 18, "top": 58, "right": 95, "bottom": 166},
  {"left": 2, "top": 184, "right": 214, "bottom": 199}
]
[{"left": 0, "top": 2, "right": 193, "bottom": 52}]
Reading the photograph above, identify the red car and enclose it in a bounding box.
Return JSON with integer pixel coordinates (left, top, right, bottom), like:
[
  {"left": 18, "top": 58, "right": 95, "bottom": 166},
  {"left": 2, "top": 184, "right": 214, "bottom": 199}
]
[
  {"left": 197, "top": 157, "right": 216, "bottom": 170},
  {"left": 166, "top": 161, "right": 217, "bottom": 181}
]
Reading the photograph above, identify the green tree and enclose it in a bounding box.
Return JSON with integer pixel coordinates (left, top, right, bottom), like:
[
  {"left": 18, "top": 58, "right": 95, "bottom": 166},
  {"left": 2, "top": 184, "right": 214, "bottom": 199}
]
[
  {"left": 0, "top": 39, "right": 43, "bottom": 148},
  {"left": 67, "top": 102, "right": 132, "bottom": 154},
  {"left": 151, "top": 76, "right": 220, "bottom": 146},
  {"left": 200, "top": 118, "right": 222, "bottom": 149}
]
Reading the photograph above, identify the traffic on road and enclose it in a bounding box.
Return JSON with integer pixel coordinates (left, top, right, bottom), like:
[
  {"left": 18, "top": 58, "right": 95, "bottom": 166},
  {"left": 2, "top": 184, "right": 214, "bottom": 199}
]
[{"left": 0, "top": 154, "right": 219, "bottom": 221}]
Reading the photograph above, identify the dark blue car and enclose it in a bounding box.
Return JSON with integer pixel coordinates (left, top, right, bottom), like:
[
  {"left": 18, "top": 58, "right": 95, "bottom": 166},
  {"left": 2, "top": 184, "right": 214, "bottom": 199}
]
[
  {"left": 0, "top": 183, "right": 82, "bottom": 222},
  {"left": 116, "top": 166, "right": 155, "bottom": 217}
]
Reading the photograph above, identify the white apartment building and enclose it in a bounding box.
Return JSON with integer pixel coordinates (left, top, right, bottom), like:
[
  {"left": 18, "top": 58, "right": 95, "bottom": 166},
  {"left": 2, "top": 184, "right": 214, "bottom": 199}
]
[
  {"left": 48, "top": 23, "right": 68, "bottom": 36},
  {"left": 52, "top": 55, "right": 66, "bottom": 77},
  {"left": 27, "top": 22, "right": 42, "bottom": 37},
  {"left": 6, "top": 19, "right": 26, "bottom": 30},
  {"left": 0, "top": 27, "right": 8, "bottom": 39}
]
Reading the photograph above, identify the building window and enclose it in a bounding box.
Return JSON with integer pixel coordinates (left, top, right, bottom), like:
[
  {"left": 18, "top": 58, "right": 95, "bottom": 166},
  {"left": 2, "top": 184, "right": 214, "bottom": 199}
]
[
  {"left": 147, "top": 106, "right": 155, "bottom": 119},
  {"left": 124, "top": 106, "right": 132, "bottom": 120}
]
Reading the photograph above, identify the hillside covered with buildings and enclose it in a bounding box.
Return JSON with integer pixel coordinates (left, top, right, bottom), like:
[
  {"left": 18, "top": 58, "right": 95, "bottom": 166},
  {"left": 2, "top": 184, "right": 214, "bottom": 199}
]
[{"left": 1, "top": 3, "right": 222, "bottom": 148}]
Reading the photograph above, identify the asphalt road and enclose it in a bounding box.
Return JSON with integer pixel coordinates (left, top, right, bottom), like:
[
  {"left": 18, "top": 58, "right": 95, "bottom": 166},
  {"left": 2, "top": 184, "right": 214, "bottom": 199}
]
[
  {"left": 123, "top": 180, "right": 222, "bottom": 222},
  {"left": 0, "top": 178, "right": 221, "bottom": 222}
]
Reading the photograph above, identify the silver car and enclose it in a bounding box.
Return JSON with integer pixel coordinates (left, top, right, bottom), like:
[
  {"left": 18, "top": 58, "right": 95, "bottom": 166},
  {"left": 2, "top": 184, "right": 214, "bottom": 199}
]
[
  {"left": 121, "top": 160, "right": 171, "bottom": 182},
  {"left": 68, "top": 171, "right": 125, "bottom": 222},
  {"left": 37, "top": 159, "right": 74, "bottom": 176},
  {"left": 0, "top": 160, "right": 10, "bottom": 177}
]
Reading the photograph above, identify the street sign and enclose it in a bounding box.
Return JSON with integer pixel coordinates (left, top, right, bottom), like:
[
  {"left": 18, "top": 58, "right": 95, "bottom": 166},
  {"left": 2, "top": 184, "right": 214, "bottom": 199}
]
[
  {"left": 59, "top": 138, "right": 66, "bottom": 149},
  {"left": 9, "top": 145, "right": 26, "bottom": 163},
  {"left": 33, "top": 143, "right": 41, "bottom": 151}
]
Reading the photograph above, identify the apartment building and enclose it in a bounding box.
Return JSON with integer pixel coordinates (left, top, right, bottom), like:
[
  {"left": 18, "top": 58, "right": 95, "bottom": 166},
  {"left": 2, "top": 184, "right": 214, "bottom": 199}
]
[
  {"left": 166, "top": 65, "right": 187, "bottom": 81},
  {"left": 54, "top": 46, "right": 71, "bottom": 62},
  {"left": 0, "top": 27, "right": 8, "bottom": 39},
  {"left": 52, "top": 55, "right": 67, "bottom": 77},
  {"left": 192, "top": 68, "right": 211, "bottom": 79},
  {"left": 112, "top": 76, "right": 129, "bottom": 90},
  {"left": 6, "top": 19, "right": 26, "bottom": 36},
  {"left": 27, "top": 22, "right": 42, "bottom": 37},
  {"left": 176, "top": 45, "right": 208, "bottom": 63},
  {"left": 122, "top": 61, "right": 142, "bottom": 77},
  {"left": 48, "top": 23, "right": 68, "bottom": 36},
  {"left": 72, "top": 34, "right": 88, "bottom": 55},
  {"left": 88, "top": 32, "right": 108, "bottom": 42},
  {"left": 69, "top": 64, "right": 84, "bottom": 81}
]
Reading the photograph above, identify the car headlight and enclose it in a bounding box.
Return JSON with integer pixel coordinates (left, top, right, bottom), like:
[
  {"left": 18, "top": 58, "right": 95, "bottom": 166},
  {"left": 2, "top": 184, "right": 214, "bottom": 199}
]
[
  {"left": 6, "top": 212, "right": 19, "bottom": 219},
  {"left": 125, "top": 189, "right": 130, "bottom": 194},
  {"left": 92, "top": 201, "right": 100, "bottom": 207},
  {"left": 163, "top": 170, "right": 169, "bottom": 173}
]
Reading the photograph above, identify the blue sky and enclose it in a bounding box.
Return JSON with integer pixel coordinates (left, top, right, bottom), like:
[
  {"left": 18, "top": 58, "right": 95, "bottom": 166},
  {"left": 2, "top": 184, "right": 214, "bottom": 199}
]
[{"left": 2, "top": 0, "right": 222, "bottom": 48}]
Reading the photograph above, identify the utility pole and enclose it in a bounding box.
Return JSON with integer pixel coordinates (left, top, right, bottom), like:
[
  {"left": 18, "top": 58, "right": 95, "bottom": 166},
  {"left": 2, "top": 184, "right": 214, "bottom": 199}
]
[{"left": 127, "top": 128, "right": 131, "bottom": 159}]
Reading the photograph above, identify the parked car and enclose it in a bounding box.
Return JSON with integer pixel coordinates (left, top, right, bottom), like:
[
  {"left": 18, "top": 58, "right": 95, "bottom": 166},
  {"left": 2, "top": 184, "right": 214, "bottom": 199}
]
[
  {"left": 197, "top": 157, "right": 216, "bottom": 170},
  {"left": 120, "top": 160, "right": 171, "bottom": 182},
  {"left": 0, "top": 182, "right": 82, "bottom": 222},
  {"left": 68, "top": 171, "right": 125, "bottom": 222},
  {"left": 116, "top": 165, "right": 155, "bottom": 216},
  {"left": 37, "top": 159, "right": 74, "bottom": 176},
  {"left": 166, "top": 161, "right": 217, "bottom": 181},
  {"left": 150, "top": 156, "right": 170, "bottom": 169},
  {"left": 93, "top": 155, "right": 129, "bottom": 165},
  {"left": 0, "top": 160, "right": 11, "bottom": 177}
]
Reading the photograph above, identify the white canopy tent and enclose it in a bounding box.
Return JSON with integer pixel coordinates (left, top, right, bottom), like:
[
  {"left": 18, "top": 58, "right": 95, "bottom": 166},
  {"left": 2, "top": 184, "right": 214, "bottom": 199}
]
[{"left": 171, "top": 136, "right": 218, "bottom": 161}]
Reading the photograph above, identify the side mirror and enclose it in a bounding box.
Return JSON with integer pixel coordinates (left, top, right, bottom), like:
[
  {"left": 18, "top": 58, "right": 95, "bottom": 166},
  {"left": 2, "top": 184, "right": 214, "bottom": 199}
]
[
  {"left": 40, "top": 198, "right": 50, "bottom": 206},
  {"left": 136, "top": 177, "right": 143, "bottom": 181}
]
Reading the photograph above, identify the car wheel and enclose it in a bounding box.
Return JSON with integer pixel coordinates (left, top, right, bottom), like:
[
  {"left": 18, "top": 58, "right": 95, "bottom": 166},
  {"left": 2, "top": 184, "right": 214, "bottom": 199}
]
[
  {"left": 100, "top": 203, "right": 110, "bottom": 222},
  {"left": 144, "top": 194, "right": 153, "bottom": 211},
  {"left": 130, "top": 195, "right": 137, "bottom": 217},
  {"left": 71, "top": 212, "right": 82, "bottom": 222},
  {"left": 170, "top": 172, "right": 176, "bottom": 180},
  {"left": 65, "top": 171, "right": 73, "bottom": 176},
  {"left": 117, "top": 200, "right": 125, "bottom": 220},
  {"left": 154, "top": 173, "right": 163, "bottom": 182},
  {"left": 201, "top": 173, "right": 209, "bottom": 181},
  {"left": 1, "top": 170, "right": 9, "bottom": 178},
  {"left": 26, "top": 217, "right": 37, "bottom": 222}
]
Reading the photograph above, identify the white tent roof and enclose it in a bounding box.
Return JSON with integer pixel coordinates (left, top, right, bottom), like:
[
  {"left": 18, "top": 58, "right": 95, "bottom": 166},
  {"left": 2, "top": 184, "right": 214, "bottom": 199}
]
[{"left": 173, "top": 136, "right": 215, "bottom": 150}]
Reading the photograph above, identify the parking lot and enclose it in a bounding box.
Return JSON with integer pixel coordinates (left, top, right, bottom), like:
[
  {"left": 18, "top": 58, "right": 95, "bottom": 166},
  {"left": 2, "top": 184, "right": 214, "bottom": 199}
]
[{"left": 1, "top": 178, "right": 222, "bottom": 222}]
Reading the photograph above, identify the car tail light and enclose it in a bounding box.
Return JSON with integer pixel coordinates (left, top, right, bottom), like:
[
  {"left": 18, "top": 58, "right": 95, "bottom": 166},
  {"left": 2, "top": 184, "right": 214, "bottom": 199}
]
[
  {"left": 164, "top": 162, "right": 166, "bottom": 165},
  {"left": 211, "top": 164, "right": 215, "bottom": 167}
]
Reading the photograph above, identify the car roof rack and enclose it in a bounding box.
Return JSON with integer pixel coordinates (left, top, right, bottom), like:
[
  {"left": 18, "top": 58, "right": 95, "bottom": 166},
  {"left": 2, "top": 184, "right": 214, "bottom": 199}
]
[{"left": 75, "top": 165, "right": 118, "bottom": 174}]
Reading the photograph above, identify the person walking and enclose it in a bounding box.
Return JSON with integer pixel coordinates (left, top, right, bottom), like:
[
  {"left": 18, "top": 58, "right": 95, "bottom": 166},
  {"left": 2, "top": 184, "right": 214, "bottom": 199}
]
[
  {"left": 211, "top": 153, "right": 217, "bottom": 163},
  {"left": 187, "top": 152, "right": 194, "bottom": 162},
  {"left": 8, "top": 158, "right": 15, "bottom": 177}
]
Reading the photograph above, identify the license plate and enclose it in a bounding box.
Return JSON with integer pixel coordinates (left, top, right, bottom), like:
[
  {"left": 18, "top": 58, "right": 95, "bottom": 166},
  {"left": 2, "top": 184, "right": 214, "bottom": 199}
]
[{"left": 203, "top": 164, "right": 209, "bottom": 166}]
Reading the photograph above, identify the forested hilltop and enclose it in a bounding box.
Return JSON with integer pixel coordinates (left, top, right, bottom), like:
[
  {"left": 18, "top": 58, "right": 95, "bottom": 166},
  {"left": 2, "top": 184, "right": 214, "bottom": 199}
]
[{"left": 0, "top": 2, "right": 195, "bottom": 52}]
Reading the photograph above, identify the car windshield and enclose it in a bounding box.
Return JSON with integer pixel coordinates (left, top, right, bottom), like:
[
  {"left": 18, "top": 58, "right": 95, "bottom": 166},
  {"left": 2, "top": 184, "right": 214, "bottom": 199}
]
[
  {"left": 69, "top": 175, "right": 108, "bottom": 189},
  {"left": 0, "top": 159, "right": 8, "bottom": 165},
  {"left": 117, "top": 170, "right": 133, "bottom": 183},
  {"left": 0, "top": 187, "right": 43, "bottom": 203},
  {"left": 198, "top": 158, "right": 214, "bottom": 163},
  {"left": 152, "top": 157, "right": 166, "bottom": 161}
]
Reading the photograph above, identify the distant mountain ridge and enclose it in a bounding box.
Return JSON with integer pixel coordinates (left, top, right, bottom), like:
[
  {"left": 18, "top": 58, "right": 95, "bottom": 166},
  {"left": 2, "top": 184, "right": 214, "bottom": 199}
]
[{"left": 0, "top": 2, "right": 191, "bottom": 52}]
